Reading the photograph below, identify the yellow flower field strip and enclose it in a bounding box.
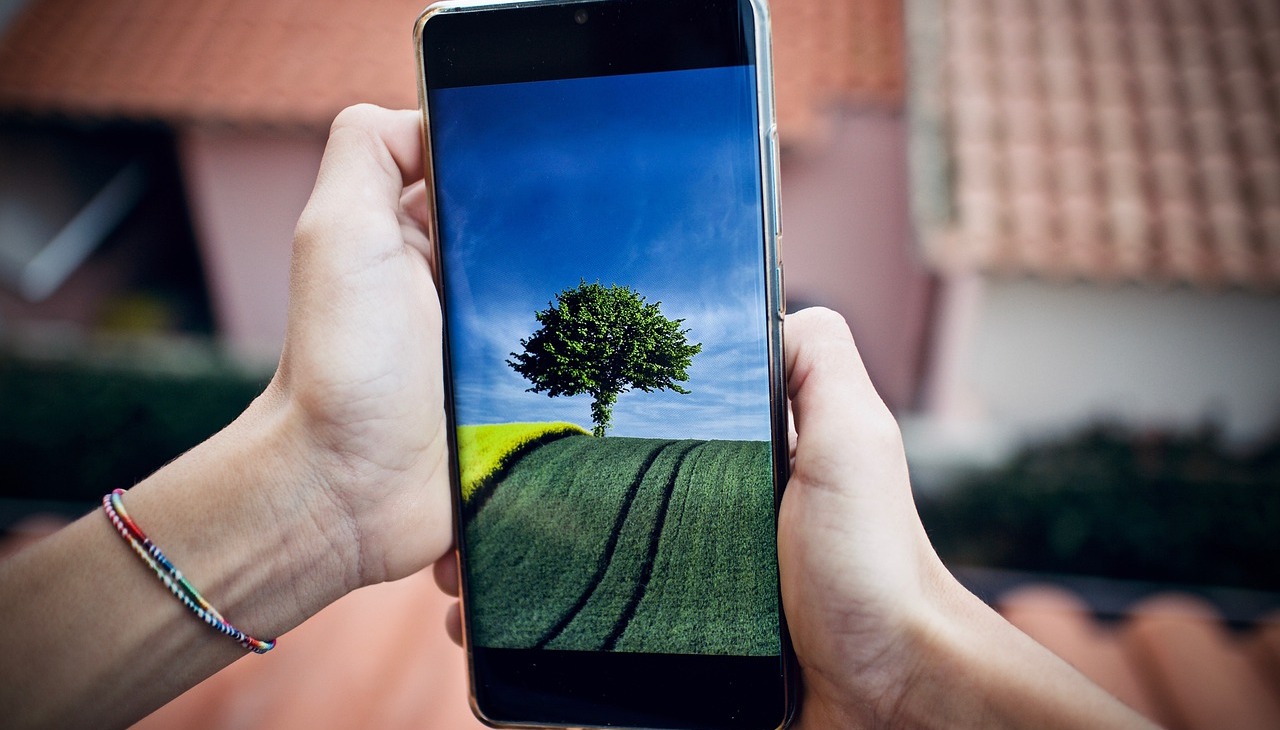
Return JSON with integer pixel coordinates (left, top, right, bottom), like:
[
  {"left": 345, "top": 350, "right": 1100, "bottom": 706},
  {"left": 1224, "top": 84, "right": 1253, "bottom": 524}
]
[{"left": 457, "top": 421, "right": 590, "bottom": 502}]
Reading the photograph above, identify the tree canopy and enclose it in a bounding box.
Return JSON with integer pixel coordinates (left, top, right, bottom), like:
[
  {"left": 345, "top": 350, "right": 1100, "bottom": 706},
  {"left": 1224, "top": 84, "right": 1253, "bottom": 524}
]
[{"left": 507, "top": 281, "right": 702, "bottom": 437}]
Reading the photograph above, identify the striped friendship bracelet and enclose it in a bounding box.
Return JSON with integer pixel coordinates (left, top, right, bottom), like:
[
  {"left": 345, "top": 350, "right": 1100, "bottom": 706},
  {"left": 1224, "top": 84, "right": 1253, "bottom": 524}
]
[{"left": 102, "top": 489, "right": 276, "bottom": 654}]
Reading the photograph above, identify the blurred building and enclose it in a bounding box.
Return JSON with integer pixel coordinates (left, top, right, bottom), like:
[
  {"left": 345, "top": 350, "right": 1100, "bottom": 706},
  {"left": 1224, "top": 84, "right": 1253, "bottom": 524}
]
[
  {"left": 2, "top": 0, "right": 1274, "bottom": 446},
  {"left": 0, "top": 0, "right": 432, "bottom": 355},
  {"left": 908, "top": 0, "right": 1280, "bottom": 451},
  {"left": 0, "top": 0, "right": 932, "bottom": 408}
]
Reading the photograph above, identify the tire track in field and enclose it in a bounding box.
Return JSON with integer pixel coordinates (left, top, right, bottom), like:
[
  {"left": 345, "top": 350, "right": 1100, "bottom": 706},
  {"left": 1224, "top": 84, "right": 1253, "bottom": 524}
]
[
  {"left": 601, "top": 441, "right": 706, "bottom": 650},
  {"left": 533, "top": 439, "right": 696, "bottom": 649}
]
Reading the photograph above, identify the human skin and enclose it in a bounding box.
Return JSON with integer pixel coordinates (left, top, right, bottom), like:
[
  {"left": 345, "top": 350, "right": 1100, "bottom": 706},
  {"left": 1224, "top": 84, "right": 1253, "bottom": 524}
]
[{"left": 0, "top": 105, "right": 1155, "bottom": 730}]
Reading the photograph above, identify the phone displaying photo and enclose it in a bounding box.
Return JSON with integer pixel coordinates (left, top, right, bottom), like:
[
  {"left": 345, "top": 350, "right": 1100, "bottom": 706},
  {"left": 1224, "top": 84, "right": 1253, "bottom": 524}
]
[{"left": 415, "top": 1, "right": 790, "bottom": 727}]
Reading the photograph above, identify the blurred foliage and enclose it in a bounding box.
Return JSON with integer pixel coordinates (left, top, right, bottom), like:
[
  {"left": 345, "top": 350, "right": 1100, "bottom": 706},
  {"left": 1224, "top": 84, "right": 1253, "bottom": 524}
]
[
  {"left": 917, "top": 425, "right": 1280, "bottom": 591},
  {"left": 0, "top": 348, "right": 267, "bottom": 506},
  {"left": 6, "top": 344, "right": 1279, "bottom": 594}
]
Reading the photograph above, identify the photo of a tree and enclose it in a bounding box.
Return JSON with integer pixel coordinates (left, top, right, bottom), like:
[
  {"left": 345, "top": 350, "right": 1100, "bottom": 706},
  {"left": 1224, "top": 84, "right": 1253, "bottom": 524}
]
[
  {"left": 429, "top": 65, "right": 780, "bottom": 657},
  {"left": 508, "top": 281, "right": 702, "bottom": 437}
]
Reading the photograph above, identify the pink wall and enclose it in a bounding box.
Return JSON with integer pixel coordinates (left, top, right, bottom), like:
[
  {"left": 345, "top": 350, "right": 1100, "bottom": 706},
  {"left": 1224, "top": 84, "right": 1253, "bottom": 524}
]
[
  {"left": 178, "top": 129, "right": 325, "bottom": 358},
  {"left": 780, "top": 109, "right": 935, "bottom": 411}
]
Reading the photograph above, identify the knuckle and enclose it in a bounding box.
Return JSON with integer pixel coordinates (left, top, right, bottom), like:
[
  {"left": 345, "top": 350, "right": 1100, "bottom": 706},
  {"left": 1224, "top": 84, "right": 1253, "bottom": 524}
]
[
  {"left": 799, "top": 306, "right": 852, "bottom": 336},
  {"left": 330, "top": 103, "right": 384, "bottom": 133},
  {"left": 851, "top": 400, "right": 905, "bottom": 460}
]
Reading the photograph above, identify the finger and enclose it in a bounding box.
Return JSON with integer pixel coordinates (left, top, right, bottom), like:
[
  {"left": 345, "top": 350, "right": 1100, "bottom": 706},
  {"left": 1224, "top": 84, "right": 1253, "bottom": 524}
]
[
  {"left": 299, "top": 105, "right": 424, "bottom": 245},
  {"left": 784, "top": 307, "right": 889, "bottom": 445},
  {"left": 787, "top": 402, "right": 797, "bottom": 469},
  {"left": 432, "top": 551, "right": 460, "bottom": 597},
  {"left": 444, "top": 601, "right": 463, "bottom": 647},
  {"left": 325, "top": 104, "right": 424, "bottom": 193},
  {"left": 400, "top": 179, "right": 430, "bottom": 230},
  {"left": 399, "top": 179, "right": 436, "bottom": 263}
]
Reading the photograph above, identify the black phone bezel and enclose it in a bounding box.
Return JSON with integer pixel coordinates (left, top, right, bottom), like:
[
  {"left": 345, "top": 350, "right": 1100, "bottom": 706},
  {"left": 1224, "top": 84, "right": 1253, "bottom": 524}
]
[
  {"left": 418, "top": 1, "right": 793, "bottom": 728},
  {"left": 421, "top": 0, "right": 754, "bottom": 89}
]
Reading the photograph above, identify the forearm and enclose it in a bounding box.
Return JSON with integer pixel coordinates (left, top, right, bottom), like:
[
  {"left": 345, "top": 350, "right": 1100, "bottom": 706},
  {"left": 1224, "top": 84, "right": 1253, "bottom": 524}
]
[
  {"left": 0, "top": 385, "right": 355, "bottom": 729},
  {"left": 886, "top": 580, "right": 1157, "bottom": 730},
  {"left": 787, "top": 553, "right": 1155, "bottom": 730}
]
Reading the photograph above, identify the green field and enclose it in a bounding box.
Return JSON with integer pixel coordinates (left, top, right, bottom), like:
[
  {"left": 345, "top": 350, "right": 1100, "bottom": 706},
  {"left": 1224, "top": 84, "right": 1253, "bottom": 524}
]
[{"left": 462, "top": 432, "right": 780, "bottom": 656}]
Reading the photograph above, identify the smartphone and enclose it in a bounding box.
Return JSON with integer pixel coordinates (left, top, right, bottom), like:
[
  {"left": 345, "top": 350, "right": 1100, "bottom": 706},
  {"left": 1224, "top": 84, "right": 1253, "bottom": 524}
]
[{"left": 415, "top": 1, "right": 791, "bottom": 727}]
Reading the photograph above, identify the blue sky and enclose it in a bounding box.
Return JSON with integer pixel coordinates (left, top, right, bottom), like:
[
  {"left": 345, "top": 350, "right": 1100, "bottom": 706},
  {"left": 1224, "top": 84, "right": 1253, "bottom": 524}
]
[{"left": 429, "top": 66, "right": 771, "bottom": 441}]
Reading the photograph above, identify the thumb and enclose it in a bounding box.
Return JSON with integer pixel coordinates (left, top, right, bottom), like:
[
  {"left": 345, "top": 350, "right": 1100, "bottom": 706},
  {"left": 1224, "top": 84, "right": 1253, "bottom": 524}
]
[
  {"left": 296, "top": 105, "right": 425, "bottom": 257},
  {"left": 784, "top": 308, "right": 899, "bottom": 479}
]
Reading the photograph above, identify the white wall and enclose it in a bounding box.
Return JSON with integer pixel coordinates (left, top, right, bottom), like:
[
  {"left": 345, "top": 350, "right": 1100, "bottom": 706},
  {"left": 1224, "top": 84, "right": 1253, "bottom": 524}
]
[
  {"left": 178, "top": 129, "right": 325, "bottom": 358},
  {"left": 948, "top": 278, "right": 1280, "bottom": 445}
]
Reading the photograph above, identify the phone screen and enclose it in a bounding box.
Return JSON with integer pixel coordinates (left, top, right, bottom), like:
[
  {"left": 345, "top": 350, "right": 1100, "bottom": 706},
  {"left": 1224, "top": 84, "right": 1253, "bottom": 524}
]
[{"left": 419, "top": 1, "right": 789, "bottom": 727}]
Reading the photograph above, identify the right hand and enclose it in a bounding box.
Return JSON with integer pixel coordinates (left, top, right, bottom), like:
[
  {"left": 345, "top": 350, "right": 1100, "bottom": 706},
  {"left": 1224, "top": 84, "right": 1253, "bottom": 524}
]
[
  {"left": 777, "top": 307, "right": 958, "bottom": 728},
  {"left": 778, "top": 308, "right": 1156, "bottom": 730}
]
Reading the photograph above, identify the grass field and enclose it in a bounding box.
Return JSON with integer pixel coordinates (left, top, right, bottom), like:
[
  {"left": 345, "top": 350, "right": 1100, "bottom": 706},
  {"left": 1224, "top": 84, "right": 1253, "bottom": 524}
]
[
  {"left": 461, "top": 432, "right": 780, "bottom": 656},
  {"left": 611, "top": 440, "right": 778, "bottom": 653}
]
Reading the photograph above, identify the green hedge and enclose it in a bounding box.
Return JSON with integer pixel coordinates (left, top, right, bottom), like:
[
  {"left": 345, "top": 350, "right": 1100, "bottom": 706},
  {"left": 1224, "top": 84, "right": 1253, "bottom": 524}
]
[
  {"left": 6, "top": 347, "right": 1278, "bottom": 593},
  {"left": 917, "top": 425, "right": 1280, "bottom": 591},
  {"left": 0, "top": 347, "right": 268, "bottom": 507}
]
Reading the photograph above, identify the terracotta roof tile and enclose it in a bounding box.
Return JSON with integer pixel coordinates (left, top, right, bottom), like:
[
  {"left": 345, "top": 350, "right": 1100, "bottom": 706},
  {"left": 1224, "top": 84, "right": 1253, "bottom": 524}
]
[
  {"left": 0, "top": 0, "right": 428, "bottom": 132},
  {"left": 1122, "top": 595, "right": 1280, "bottom": 730},
  {"left": 909, "top": 0, "right": 1280, "bottom": 289},
  {"left": 998, "top": 585, "right": 1164, "bottom": 721},
  {"left": 0, "top": 0, "right": 905, "bottom": 141}
]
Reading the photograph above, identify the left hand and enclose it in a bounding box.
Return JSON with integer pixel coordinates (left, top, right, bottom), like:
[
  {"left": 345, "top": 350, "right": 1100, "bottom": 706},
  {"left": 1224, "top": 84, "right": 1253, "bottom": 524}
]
[
  {"left": 0, "top": 106, "right": 458, "bottom": 730},
  {"left": 267, "top": 104, "right": 454, "bottom": 588}
]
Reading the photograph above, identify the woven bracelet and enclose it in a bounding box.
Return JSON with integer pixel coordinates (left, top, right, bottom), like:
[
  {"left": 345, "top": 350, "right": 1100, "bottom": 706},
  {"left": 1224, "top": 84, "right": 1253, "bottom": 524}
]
[{"left": 102, "top": 489, "right": 276, "bottom": 654}]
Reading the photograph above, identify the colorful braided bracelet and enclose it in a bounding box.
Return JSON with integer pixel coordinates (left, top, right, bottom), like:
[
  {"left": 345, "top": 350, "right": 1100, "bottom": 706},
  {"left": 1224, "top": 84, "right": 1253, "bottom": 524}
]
[{"left": 102, "top": 488, "right": 276, "bottom": 654}]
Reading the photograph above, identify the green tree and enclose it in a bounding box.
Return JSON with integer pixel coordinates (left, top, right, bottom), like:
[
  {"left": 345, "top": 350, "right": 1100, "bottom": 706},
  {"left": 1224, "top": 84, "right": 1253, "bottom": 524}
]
[{"left": 508, "top": 281, "right": 702, "bottom": 437}]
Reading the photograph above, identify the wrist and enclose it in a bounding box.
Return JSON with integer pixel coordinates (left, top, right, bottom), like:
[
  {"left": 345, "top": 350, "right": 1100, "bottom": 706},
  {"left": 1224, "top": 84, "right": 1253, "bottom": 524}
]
[
  {"left": 262, "top": 356, "right": 455, "bottom": 588},
  {"left": 120, "top": 384, "right": 362, "bottom": 641},
  {"left": 230, "top": 383, "right": 366, "bottom": 630},
  {"left": 788, "top": 545, "right": 1028, "bottom": 730},
  {"left": 881, "top": 584, "right": 1005, "bottom": 729},
  {"left": 788, "top": 553, "right": 972, "bottom": 730}
]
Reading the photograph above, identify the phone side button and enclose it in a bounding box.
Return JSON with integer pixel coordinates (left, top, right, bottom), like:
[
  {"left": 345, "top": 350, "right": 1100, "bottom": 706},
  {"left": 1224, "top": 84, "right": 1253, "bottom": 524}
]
[
  {"left": 770, "top": 127, "right": 783, "bottom": 238},
  {"left": 775, "top": 260, "right": 786, "bottom": 318}
]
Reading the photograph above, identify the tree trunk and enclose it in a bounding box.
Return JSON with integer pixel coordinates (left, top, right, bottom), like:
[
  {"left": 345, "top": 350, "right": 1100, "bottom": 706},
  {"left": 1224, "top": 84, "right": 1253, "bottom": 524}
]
[{"left": 590, "top": 390, "right": 617, "bottom": 437}]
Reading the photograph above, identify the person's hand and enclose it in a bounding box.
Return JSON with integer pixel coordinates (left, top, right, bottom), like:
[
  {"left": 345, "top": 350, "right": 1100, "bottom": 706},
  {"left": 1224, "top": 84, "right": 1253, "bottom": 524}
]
[
  {"left": 0, "top": 105, "right": 458, "bottom": 729},
  {"left": 264, "top": 104, "right": 454, "bottom": 590},
  {"left": 777, "top": 307, "right": 958, "bottom": 727},
  {"left": 778, "top": 308, "right": 1155, "bottom": 729}
]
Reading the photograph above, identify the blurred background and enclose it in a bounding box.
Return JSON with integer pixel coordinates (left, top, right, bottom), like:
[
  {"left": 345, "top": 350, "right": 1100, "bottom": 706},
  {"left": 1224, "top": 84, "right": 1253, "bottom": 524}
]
[{"left": 0, "top": 0, "right": 1278, "bottom": 725}]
